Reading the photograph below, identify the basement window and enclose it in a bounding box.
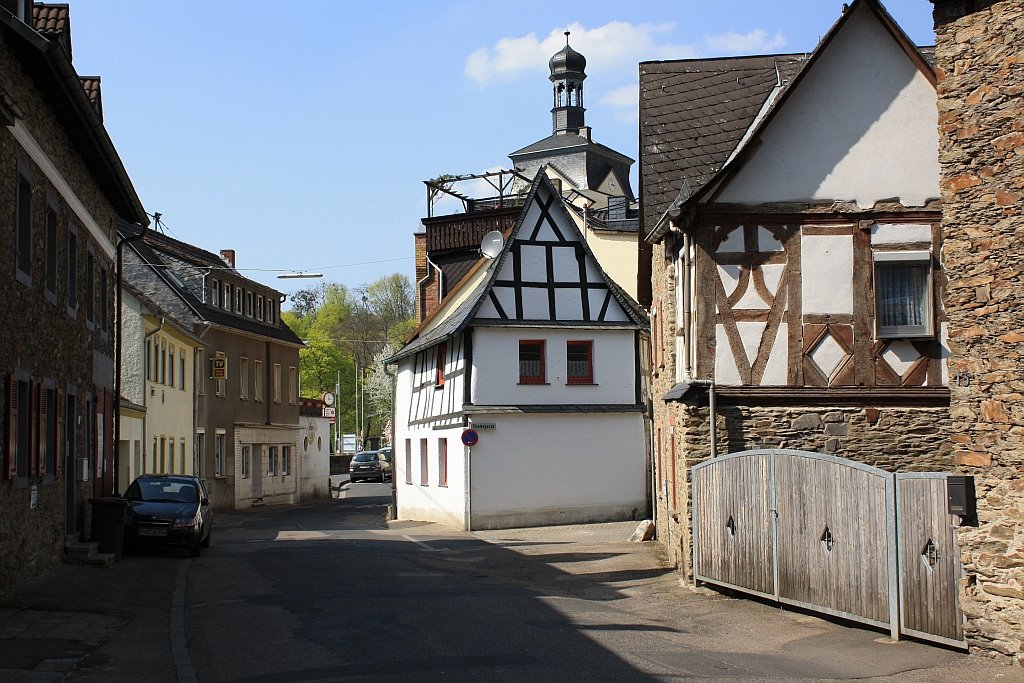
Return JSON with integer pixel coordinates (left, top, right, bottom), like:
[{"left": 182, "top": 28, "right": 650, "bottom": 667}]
[{"left": 874, "top": 251, "right": 933, "bottom": 338}]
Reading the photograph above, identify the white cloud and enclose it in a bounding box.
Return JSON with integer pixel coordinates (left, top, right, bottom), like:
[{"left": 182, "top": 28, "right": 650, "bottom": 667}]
[
  {"left": 599, "top": 84, "right": 639, "bottom": 123},
  {"left": 705, "top": 29, "right": 787, "bottom": 55},
  {"left": 465, "top": 22, "right": 696, "bottom": 87}
]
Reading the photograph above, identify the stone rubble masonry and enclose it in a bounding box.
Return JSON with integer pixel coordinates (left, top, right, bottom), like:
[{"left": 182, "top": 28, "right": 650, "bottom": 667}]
[
  {"left": 0, "top": 39, "right": 120, "bottom": 596},
  {"left": 933, "top": 0, "right": 1024, "bottom": 666}
]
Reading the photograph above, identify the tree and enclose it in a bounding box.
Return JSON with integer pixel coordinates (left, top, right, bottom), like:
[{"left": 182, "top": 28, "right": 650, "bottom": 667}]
[
  {"left": 282, "top": 273, "right": 413, "bottom": 447},
  {"left": 363, "top": 344, "right": 399, "bottom": 445}
]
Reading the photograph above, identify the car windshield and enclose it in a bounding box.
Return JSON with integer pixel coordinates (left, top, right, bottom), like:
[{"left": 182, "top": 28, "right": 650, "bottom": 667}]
[
  {"left": 353, "top": 452, "right": 377, "bottom": 462},
  {"left": 125, "top": 479, "right": 198, "bottom": 503}
]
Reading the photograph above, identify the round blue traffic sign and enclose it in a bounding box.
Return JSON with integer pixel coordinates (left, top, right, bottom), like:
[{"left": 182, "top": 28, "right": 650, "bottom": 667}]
[{"left": 461, "top": 429, "right": 479, "bottom": 447}]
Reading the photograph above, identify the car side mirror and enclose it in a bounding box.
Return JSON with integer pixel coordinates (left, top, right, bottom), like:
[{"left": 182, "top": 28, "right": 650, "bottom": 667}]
[{"left": 201, "top": 497, "right": 209, "bottom": 506}]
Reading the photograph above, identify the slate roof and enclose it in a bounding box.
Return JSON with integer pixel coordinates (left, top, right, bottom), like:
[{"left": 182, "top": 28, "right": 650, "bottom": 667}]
[
  {"left": 511, "top": 131, "right": 634, "bottom": 164},
  {"left": 120, "top": 224, "right": 304, "bottom": 347},
  {"left": 639, "top": 53, "right": 807, "bottom": 241},
  {"left": 388, "top": 172, "right": 648, "bottom": 364}
]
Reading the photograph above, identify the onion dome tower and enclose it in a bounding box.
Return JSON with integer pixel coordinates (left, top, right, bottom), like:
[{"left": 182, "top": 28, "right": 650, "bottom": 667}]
[{"left": 549, "top": 31, "right": 587, "bottom": 135}]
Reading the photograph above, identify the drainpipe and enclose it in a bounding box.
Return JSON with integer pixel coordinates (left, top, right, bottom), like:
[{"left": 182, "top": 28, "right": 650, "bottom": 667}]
[
  {"left": 113, "top": 224, "right": 147, "bottom": 494},
  {"left": 687, "top": 380, "right": 718, "bottom": 457},
  {"left": 681, "top": 227, "right": 693, "bottom": 379}
]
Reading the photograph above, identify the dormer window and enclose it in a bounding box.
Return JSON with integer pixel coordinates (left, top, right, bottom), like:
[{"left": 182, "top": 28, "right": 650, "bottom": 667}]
[{"left": 211, "top": 279, "right": 219, "bottom": 307}]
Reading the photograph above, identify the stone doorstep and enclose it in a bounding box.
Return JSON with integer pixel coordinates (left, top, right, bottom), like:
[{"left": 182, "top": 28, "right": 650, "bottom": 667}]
[
  {"left": 65, "top": 542, "right": 99, "bottom": 563},
  {"left": 84, "top": 553, "right": 116, "bottom": 568}
]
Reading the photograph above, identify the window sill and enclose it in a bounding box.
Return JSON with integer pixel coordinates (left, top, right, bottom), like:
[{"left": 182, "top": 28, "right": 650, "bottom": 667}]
[
  {"left": 517, "top": 382, "right": 550, "bottom": 386},
  {"left": 434, "top": 384, "right": 445, "bottom": 391},
  {"left": 566, "top": 382, "right": 598, "bottom": 386}
]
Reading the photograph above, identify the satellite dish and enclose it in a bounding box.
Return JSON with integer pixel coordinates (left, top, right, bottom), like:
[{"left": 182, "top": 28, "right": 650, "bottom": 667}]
[{"left": 480, "top": 231, "right": 504, "bottom": 260}]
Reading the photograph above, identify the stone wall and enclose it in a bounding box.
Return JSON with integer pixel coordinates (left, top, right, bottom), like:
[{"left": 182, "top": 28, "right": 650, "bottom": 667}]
[
  {"left": 0, "top": 36, "right": 119, "bottom": 595},
  {"left": 933, "top": 0, "right": 1024, "bottom": 665}
]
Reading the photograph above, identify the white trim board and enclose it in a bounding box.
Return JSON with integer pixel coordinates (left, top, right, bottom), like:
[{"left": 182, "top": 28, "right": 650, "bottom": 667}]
[{"left": 8, "top": 119, "right": 117, "bottom": 260}]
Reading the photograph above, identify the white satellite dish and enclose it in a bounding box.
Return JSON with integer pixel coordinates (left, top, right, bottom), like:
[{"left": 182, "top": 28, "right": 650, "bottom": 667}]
[{"left": 480, "top": 230, "right": 504, "bottom": 260}]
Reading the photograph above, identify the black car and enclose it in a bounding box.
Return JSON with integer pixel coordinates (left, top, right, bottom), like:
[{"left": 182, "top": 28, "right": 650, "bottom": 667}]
[
  {"left": 349, "top": 450, "right": 384, "bottom": 483},
  {"left": 122, "top": 474, "right": 212, "bottom": 556}
]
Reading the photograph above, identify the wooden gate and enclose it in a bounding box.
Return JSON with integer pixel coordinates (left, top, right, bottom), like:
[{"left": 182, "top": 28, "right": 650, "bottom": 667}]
[
  {"left": 896, "top": 473, "right": 964, "bottom": 647},
  {"left": 692, "top": 450, "right": 964, "bottom": 646}
]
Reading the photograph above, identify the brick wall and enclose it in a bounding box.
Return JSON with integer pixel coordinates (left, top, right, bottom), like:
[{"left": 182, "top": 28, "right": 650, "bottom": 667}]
[{"left": 933, "top": 0, "right": 1024, "bottom": 664}]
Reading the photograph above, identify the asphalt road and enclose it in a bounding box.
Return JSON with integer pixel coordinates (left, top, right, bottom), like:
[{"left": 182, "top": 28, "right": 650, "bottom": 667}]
[{"left": 3, "top": 483, "right": 1020, "bottom": 681}]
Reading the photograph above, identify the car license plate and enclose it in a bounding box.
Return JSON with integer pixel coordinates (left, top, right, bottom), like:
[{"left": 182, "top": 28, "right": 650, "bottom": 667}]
[{"left": 138, "top": 528, "right": 167, "bottom": 537}]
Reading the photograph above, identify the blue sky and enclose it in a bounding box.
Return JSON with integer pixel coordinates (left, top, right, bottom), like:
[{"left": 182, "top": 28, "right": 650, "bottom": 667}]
[{"left": 66, "top": 0, "right": 936, "bottom": 307}]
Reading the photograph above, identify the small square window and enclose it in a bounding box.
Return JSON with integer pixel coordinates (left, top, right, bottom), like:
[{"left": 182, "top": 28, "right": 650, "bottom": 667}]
[
  {"left": 519, "top": 340, "right": 545, "bottom": 384},
  {"left": 874, "top": 251, "right": 934, "bottom": 338},
  {"left": 566, "top": 340, "right": 594, "bottom": 384}
]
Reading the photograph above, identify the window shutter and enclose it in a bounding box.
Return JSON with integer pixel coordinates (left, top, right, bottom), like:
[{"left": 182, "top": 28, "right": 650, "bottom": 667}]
[
  {"left": 30, "top": 381, "right": 40, "bottom": 478},
  {"left": 6, "top": 375, "right": 16, "bottom": 480},
  {"left": 38, "top": 385, "right": 47, "bottom": 477},
  {"left": 55, "top": 388, "right": 64, "bottom": 477}
]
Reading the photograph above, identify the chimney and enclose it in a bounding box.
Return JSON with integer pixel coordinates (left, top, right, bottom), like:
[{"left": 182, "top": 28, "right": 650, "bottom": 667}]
[
  {"left": 220, "top": 249, "right": 236, "bottom": 269},
  {"left": 578, "top": 126, "right": 592, "bottom": 141},
  {"left": 414, "top": 233, "right": 427, "bottom": 323}
]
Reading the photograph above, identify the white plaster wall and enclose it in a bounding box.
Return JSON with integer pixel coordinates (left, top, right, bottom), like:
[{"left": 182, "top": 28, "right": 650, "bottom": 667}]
[
  {"left": 394, "top": 421, "right": 467, "bottom": 528},
  {"left": 801, "top": 234, "right": 854, "bottom": 315},
  {"left": 300, "top": 415, "right": 331, "bottom": 498},
  {"left": 716, "top": 3, "right": 939, "bottom": 208},
  {"left": 870, "top": 223, "right": 933, "bottom": 245},
  {"left": 468, "top": 412, "right": 647, "bottom": 529},
  {"left": 121, "top": 294, "right": 146, "bottom": 405},
  {"left": 471, "top": 327, "right": 637, "bottom": 406}
]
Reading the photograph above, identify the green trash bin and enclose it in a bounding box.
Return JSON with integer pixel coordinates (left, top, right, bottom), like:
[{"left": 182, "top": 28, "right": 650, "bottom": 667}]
[{"left": 89, "top": 497, "right": 128, "bottom": 559}]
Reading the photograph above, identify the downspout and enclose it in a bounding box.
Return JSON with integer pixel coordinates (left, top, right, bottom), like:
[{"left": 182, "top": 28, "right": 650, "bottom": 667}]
[
  {"left": 113, "top": 225, "right": 147, "bottom": 493},
  {"left": 681, "top": 226, "right": 693, "bottom": 379}
]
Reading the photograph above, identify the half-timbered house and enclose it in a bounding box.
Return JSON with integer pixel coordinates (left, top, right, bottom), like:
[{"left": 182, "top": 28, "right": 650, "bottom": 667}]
[
  {"left": 641, "top": 0, "right": 965, "bottom": 645},
  {"left": 389, "top": 173, "right": 648, "bottom": 530}
]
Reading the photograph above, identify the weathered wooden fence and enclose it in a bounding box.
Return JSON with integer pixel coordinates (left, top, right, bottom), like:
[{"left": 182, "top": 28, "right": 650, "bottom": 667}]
[{"left": 692, "top": 449, "right": 964, "bottom": 646}]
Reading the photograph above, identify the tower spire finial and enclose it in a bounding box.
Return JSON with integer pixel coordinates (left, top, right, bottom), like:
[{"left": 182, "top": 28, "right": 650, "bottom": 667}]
[{"left": 565, "top": 31, "right": 570, "bottom": 45}]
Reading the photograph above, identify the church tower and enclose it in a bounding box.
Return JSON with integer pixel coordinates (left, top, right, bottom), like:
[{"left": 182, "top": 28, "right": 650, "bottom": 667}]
[
  {"left": 509, "top": 31, "right": 635, "bottom": 202},
  {"left": 550, "top": 32, "right": 587, "bottom": 135}
]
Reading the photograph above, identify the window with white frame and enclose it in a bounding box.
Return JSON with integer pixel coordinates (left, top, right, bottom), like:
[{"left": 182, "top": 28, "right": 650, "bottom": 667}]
[
  {"left": 282, "top": 446, "right": 291, "bottom": 475},
  {"left": 268, "top": 446, "right": 278, "bottom": 475},
  {"left": 874, "top": 251, "right": 934, "bottom": 338},
  {"left": 179, "top": 352, "right": 186, "bottom": 390},
  {"left": 215, "top": 432, "right": 225, "bottom": 476},
  {"left": 273, "top": 364, "right": 281, "bottom": 403},
  {"left": 241, "top": 445, "right": 250, "bottom": 479},
  {"left": 288, "top": 366, "right": 297, "bottom": 404},
  {"left": 195, "top": 431, "right": 205, "bottom": 477},
  {"left": 254, "top": 360, "right": 263, "bottom": 401},
  {"left": 240, "top": 357, "right": 249, "bottom": 399}
]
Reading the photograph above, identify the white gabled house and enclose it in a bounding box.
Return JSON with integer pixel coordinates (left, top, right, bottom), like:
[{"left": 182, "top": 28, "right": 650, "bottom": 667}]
[{"left": 389, "top": 173, "right": 649, "bottom": 531}]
